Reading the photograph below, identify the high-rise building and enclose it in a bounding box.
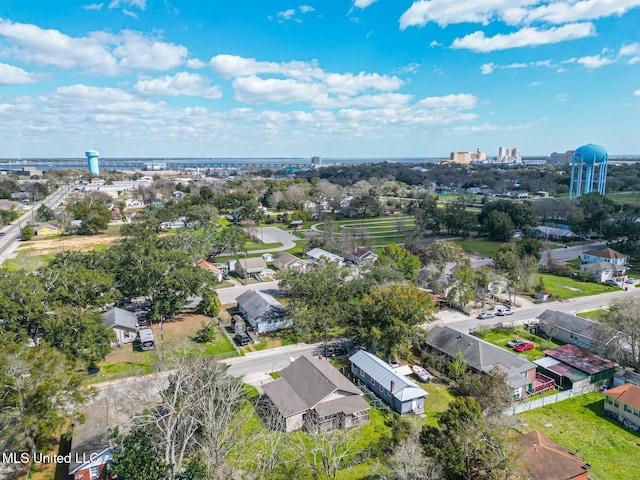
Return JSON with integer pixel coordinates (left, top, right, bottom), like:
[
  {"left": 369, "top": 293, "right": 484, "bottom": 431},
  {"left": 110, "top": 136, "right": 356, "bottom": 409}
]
[
  {"left": 549, "top": 150, "right": 574, "bottom": 165},
  {"left": 497, "top": 147, "right": 521, "bottom": 163},
  {"left": 449, "top": 151, "right": 486, "bottom": 164}
]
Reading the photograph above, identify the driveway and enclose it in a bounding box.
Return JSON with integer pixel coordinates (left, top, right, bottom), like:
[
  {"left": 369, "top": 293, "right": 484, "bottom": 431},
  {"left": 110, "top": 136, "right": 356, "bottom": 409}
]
[
  {"left": 539, "top": 242, "right": 607, "bottom": 265},
  {"left": 242, "top": 226, "right": 298, "bottom": 254}
]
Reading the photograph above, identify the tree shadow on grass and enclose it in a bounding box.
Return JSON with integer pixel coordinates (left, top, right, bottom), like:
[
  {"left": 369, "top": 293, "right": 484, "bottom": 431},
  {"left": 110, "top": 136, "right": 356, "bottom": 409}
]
[{"left": 585, "top": 398, "right": 640, "bottom": 439}]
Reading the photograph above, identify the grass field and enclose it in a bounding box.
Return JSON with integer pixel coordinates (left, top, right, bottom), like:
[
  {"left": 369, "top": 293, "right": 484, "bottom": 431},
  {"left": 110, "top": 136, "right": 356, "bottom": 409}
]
[
  {"left": 455, "top": 237, "right": 505, "bottom": 258},
  {"left": 577, "top": 309, "right": 609, "bottom": 321},
  {"left": 518, "top": 393, "right": 640, "bottom": 480},
  {"left": 532, "top": 273, "right": 618, "bottom": 299},
  {"left": 606, "top": 192, "right": 640, "bottom": 205}
]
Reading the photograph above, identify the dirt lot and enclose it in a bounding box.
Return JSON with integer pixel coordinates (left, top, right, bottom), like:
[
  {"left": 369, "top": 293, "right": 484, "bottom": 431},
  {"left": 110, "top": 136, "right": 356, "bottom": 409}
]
[{"left": 12, "top": 232, "right": 122, "bottom": 257}]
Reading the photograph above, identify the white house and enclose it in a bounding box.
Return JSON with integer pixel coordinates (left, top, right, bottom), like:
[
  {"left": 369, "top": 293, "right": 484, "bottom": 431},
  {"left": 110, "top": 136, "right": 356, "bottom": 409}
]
[
  {"left": 236, "top": 290, "right": 289, "bottom": 333},
  {"left": 580, "top": 261, "right": 626, "bottom": 282},
  {"left": 582, "top": 247, "right": 627, "bottom": 266},
  {"left": 306, "top": 248, "right": 344, "bottom": 266}
]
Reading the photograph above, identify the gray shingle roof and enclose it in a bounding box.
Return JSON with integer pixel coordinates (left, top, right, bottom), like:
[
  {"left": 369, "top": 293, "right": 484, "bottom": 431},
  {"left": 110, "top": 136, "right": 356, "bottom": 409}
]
[
  {"left": 349, "top": 350, "right": 427, "bottom": 402},
  {"left": 102, "top": 307, "right": 138, "bottom": 330},
  {"left": 263, "top": 355, "right": 367, "bottom": 418},
  {"left": 236, "top": 290, "right": 285, "bottom": 320},
  {"left": 426, "top": 326, "right": 536, "bottom": 384},
  {"left": 537, "top": 309, "right": 610, "bottom": 343}
]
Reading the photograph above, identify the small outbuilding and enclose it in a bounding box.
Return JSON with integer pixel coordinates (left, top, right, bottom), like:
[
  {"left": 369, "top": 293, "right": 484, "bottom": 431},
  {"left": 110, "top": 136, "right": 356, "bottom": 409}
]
[
  {"left": 136, "top": 328, "right": 155, "bottom": 351},
  {"left": 535, "top": 344, "right": 615, "bottom": 390}
]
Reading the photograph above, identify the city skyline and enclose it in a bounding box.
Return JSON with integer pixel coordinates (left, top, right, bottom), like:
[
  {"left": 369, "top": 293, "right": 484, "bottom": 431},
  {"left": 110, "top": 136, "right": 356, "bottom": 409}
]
[{"left": 0, "top": 0, "right": 639, "bottom": 158}]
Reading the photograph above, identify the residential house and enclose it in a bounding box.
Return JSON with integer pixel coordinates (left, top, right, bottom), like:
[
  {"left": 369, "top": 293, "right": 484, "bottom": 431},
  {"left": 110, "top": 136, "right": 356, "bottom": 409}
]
[
  {"left": 534, "top": 310, "right": 632, "bottom": 365},
  {"left": 289, "top": 220, "right": 303, "bottom": 231},
  {"left": 102, "top": 307, "right": 139, "bottom": 345},
  {"left": 258, "top": 354, "right": 370, "bottom": 432},
  {"left": 579, "top": 261, "right": 626, "bottom": 282},
  {"left": 306, "top": 247, "right": 344, "bottom": 266},
  {"left": 535, "top": 344, "right": 615, "bottom": 390},
  {"left": 349, "top": 350, "right": 427, "bottom": 414},
  {"left": 172, "top": 190, "right": 185, "bottom": 199},
  {"left": 110, "top": 207, "right": 121, "bottom": 220},
  {"left": 0, "top": 199, "right": 22, "bottom": 211},
  {"left": 535, "top": 226, "right": 577, "bottom": 241},
  {"left": 603, "top": 383, "right": 640, "bottom": 430},
  {"left": 426, "top": 326, "right": 552, "bottom": 399},
  {"left": 272, "top": 251, "right": 310, "bottom": 272},
  {"left": 195, "top": 259, "right": 224, "bottom": 282},
  {"left": 125, "top": 199, "right": 144, "bottom": 208},
  {"left": 581, "top": 247, "right": 627, "bottom": 266},
  {"left": 234, "top": 256, "right": 268, "bottom": 279},
  {"left": 236, "top": 290, "right": 288, "bottom": 333},
  {"left": 34, "top": 223, "right": 62, "bottom": 236},
  {"left": 68, "top": 397, "right": 129, "bottom": 480},
  {"left": 517, "top": 431, "right": 590, "bottom": 480},
  {"left": 342, "top": 247, "right": 378, "bottom": 265}
]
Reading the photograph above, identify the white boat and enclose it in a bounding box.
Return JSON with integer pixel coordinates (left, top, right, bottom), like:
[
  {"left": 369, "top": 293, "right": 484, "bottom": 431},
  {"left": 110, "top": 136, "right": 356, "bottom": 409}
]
[{"left": 412, "top": 365, "right": 433, "bottom": 383}]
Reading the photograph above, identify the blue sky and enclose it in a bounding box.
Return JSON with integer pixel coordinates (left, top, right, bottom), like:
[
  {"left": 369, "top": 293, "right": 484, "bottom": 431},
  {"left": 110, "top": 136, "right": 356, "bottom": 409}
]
[{"left": 0, "top": 0, "right": 639, "bottom": 158}]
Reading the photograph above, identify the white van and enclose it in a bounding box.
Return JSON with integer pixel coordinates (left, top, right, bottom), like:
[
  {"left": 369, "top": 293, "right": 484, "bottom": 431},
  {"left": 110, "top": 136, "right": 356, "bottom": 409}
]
[{"left": 496, "top": 307, "right": 514, "bottom": 316}]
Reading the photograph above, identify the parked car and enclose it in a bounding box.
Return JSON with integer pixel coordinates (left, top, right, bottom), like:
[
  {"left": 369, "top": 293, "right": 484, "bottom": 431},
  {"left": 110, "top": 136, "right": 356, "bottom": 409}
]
[
  {"left": 0, "top": 232, "right": 5, "bottom": 236},
  {"left": 515, "top": 341, "right": 535, "bottom": 352},
  {"left": 222, "top": 273, "right": 232, "bottom": 280},
  {"left": 477, "top": 312, "right": 495, "bottom": 319},
  {"left": 496, "top": 307, "right": 514, "bottom": 316},
  {"left": 506, "top": 339, "right": 522, "bottom": 348},
  {"left": 345, "top": 260, "right": 355, "bottom": 268},
  {"left": 607, "top": 279, "right": 622, "bottom": 286},
  {"left": 235, "top": 332, "right": 250, "bottom": 346},
  {"left": 626, "top": 278, "right": 635, "bottom": 284}
]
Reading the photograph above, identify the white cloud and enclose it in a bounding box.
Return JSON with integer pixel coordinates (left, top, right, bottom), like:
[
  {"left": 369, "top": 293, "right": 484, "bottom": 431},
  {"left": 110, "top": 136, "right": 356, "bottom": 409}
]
[
  {"left": 397, "top": 62, "right": 420, "bottom": 74},
  {"left": 513, "top": 0, "right": 640, "bottom": 25},
  {"left": 322, "top": 72, "right": 404, "bottom": 95},
  {"left": 0, "top": 63, "right": 43, "bottom": 85},
  {"left": 529, "top": 81, "right": 541, "bottom": 86},
  {"left": 354, "top": 0, "right": 379, "bottom": 9},
  {"left": 417, "top": 93, "right": 477, "bottom": 109},
  {"left": 299, "top": 5, "right": 315, "bottom": 13},
  {"left": 83, "top": 3, "right": 104, "bottom": 10},
  {"left": 429, "top": 40, "right": 441, "bottom": 48},
  {"left": 122, "top": 9, "right": 138, "bottom": 18},
  {"left": 400, "top": 0, "right": 640, "bottom": 29},
  {"left": 277, "top": 9, "right": 296, "bottom": 20},
  {"left": 481, "top": 63, "right": 495, "bottom": 74},
  {"left": 400, "top": 0, "right": 536, "bottom": 29},
  {"left": 108, "top": 0, "right": 146, "bottom": 9},
  {"left": 210, "top": 54, "right": 323, "bottom": 80},
  {"left": 450, "top": 122, "right": 533, "bottom": 134},
  {"left": 451, "top": 23, "right": 595, "bottom": 52},
  {"left": 232, "top": 76, "right": 326, "bottom": 105},
  {"left": 186, "top": 58, "right": 206, "bottom": 69},
  {"left": 557, "top": 92, "right": 568, "bottom": 101},
  {"left": 633, "top": 89, "right": 640, "bottom": 96},
  {"left": 133, "top": 72, "right": 222, "bottom": 99},
  {"left": 0, "top": 20, "right": 189, "bottom": 75},
  {"left": 577, "top": 54, "right": 614, "bottom": 68},
  {"left": 619, "top": 42, "right": 640, "bottom": 64}
]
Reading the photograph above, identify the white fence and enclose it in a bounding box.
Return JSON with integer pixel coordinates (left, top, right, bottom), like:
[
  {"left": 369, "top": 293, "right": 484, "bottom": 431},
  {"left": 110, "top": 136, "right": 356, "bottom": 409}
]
[{"left": 504, "top": 384, "right": 600, "bottom": 416}]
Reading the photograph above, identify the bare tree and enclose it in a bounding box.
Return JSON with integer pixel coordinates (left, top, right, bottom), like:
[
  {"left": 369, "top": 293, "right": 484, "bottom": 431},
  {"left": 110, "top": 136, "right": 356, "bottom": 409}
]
[
  {"left": 382, "top": 438, "right": 444, "bottom": 480},
  {"left": 601, "top": 298, "right": 640, "bottom": 372},
  {"left": 295, "top": 418, "right": 362, "bottom": 480}
]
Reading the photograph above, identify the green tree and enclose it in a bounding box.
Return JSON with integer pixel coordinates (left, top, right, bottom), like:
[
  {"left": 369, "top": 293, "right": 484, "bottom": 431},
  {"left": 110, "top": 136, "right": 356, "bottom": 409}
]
[
  {"left": 419, "top": 240, "right": 465, "bottom": 272},
  {"left": 109, "top": 425, "right": 170, "bottom": 480},
  {"left": 485, "top": 210, "right": 515, "bottom": 241},
  {"left": 415, "top": 193, "right": 443, "bottom": 236},
  {"left": 199, "top": 288, "right": 221, "bottom": 317},
  {"left": 0, "top": 336, "right": 93, "bottom": 460},
  {"left": 278, "top": 261, "right": 355, "bottom": 342},
  {"left": 358, "top": 282, "right": 435, "bottom": 358},
  {"left": 41, "top": 307, "right": 114, "bottom": 368},
  {"left": 447, "top": 348, "right": 467, "bottom": 380},
  {"left": 193, "top": 321, "right": 217, "bottom": 344},
  {"left": 36, "top": 204, "right": 55, "bottom": 222},
  {"left": 21, "top": 225, "right": 35, "bottom": 240},
  {"left": 377, "top": 244, "right": 421, "bottom": 280}
]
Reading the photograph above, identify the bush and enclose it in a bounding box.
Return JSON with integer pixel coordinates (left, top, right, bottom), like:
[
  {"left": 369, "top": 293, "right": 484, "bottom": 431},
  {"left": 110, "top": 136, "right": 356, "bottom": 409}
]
[
  {"left": 21, "top": 226, "right": 35, "bottom": 241},
  {"left": 193, "top": 321, "right": 216, "bottom": 344}
]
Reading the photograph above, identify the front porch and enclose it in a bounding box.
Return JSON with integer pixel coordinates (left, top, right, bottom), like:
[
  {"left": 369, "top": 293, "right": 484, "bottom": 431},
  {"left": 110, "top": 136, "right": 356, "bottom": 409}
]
[{"left": 530, "top": 372, "right": 555, "bottom": 396}]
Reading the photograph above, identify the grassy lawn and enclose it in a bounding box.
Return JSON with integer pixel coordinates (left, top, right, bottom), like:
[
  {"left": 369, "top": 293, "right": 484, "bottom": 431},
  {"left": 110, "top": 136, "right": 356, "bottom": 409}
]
[
  {"left": 419, "top": 380, "right": 458, "bottom": 427},
  {"left": 473, "top": 326, "right": 561, "bottom": 362},
  {"left": 94, "top": 314, "right": 239, "bottom": 382},
  {"left": 532, "top": 273, "right": 618, "bottom": 300},
  {"left": 577, "top": 309, "right": 609, "bottom": 321},
  {"left": 606, "top": 192, "right": 640, "bottom": 205},
  {"left": 455, "top": 238, "right": 506, "bottom": 258},
  {"left": 2, "top": 252, "right": 56, "bottom": 271},
  {"left": 518, "top": 393, "right": 640, "bottom": 480}
]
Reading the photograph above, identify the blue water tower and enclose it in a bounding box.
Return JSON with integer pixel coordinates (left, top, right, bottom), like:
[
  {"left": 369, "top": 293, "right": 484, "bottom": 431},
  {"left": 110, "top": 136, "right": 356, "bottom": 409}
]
[
  {"left": 86, "top": 150, "right": 100, "bottom": 176},
  {"left": 569, "top": 144, "right": 608, "bottom": 199}
]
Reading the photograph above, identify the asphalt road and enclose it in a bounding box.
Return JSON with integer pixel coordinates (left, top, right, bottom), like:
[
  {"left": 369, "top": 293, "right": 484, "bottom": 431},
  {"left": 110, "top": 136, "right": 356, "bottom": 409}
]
[
  {"left": 0, "top": 185, "right": 73, "bottom": 264},
  {"left": 539, "top": 242, "right": 607, "bottom": 265}
]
